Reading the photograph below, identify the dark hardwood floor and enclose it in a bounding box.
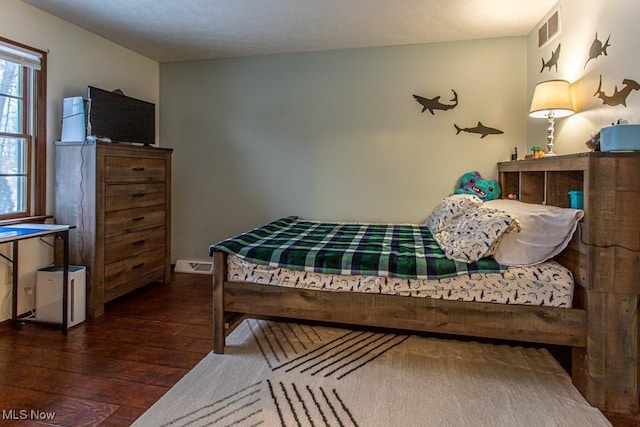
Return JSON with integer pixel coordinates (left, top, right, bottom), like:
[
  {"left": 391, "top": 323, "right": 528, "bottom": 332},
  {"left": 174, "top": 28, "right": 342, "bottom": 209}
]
[
  {"left": 0, "top": 272, "right": 638, "bottom": 426},
  {"left": 0, "top": 272, "right": 211, "bottom": 426}
]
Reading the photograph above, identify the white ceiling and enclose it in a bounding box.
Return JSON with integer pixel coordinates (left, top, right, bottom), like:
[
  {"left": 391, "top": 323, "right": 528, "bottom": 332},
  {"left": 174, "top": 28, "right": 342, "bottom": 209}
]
[{"left": 23, "top": 0, "right": 558, "bottom": 63}]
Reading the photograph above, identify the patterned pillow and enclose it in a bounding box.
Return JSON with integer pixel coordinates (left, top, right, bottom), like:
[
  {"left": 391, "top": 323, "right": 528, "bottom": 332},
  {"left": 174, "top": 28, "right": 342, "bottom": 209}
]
[
  {"left": 424, "top": 194, "right": 483, "bottom": 233},
  {"left": 433, "top": 207, "right": 520, "bottom": 263}
]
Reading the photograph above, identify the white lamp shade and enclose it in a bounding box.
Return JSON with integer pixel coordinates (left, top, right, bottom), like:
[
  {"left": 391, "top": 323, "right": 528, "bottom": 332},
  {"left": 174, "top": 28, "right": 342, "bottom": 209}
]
[{"left": 529, "top": 79, "right": 575, "bottom": 118}]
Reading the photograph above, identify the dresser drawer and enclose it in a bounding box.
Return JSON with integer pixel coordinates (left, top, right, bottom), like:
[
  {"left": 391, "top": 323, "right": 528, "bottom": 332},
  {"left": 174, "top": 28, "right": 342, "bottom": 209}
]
[
  {"left": 105, "top": 156, "right": 166, "bottom": 183},
  {"left": 105, "top": 205, "right": 165, "bottom": 236},
  {"left": 104, "top": 247, "right": 165, "bottom": 292},
  {"left": 104, "top": 226, "right": 165, "bottom": 264},
  {"left": 105, "top": 183, "right": 165, "bottom": 211}
]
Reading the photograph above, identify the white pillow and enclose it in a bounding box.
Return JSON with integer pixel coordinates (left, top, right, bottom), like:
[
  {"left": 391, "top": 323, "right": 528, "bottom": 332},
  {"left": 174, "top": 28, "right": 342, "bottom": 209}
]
[
  {"left": 484, "top": 199, "right": 584, "bottom": 266},
  {"left": 424, "top": 194, "right": 483, "bottom": 233}
]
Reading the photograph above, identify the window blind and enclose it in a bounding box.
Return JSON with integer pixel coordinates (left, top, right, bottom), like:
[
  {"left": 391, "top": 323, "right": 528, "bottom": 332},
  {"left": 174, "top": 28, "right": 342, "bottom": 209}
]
[{"left": 0, "top": 40, "right": 42, "bottom": 70}]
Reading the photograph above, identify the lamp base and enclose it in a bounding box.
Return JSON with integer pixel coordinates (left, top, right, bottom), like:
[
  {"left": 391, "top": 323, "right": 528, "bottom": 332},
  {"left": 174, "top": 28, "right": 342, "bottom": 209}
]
[{"left": 543, "top": 113, "right": 557, "bottom": 157}]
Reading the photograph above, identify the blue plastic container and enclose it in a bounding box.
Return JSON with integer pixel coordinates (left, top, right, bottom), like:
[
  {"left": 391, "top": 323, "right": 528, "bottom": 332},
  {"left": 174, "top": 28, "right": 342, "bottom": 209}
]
[{"left": 568, "top": 190, "right": 584, "bottom": 209}]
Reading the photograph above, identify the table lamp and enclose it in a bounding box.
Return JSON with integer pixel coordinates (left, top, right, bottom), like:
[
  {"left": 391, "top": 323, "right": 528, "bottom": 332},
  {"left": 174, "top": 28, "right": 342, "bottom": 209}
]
[{"left": 529, "top": 79, "right": 574, "bottom": 156}]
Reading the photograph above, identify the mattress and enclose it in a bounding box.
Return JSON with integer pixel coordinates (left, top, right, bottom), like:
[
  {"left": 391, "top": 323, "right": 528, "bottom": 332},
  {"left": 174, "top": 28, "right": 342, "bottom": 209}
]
[{"left": 227, "top": 255, "right": 574, "bottom": 308}]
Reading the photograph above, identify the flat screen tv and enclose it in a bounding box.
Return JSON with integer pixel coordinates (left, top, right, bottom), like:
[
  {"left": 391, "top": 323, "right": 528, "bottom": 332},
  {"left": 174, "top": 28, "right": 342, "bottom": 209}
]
[{"left": 87, "top": 86, "right": 155, "bottom": 145}]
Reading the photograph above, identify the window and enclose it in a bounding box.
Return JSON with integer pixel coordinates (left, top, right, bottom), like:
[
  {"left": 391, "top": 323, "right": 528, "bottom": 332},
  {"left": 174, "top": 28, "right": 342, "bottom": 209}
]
[{"left": 0, "top": 37, "right": 46, "bottom": 220}]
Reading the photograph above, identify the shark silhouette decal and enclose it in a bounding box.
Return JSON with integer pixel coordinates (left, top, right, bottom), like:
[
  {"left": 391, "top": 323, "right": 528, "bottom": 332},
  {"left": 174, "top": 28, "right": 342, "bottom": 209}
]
[
  {"left": 594, "top": 75, "right": 640, "bottom": 107},
  {"left": 413, "top": 89, "right": 458, "bottom": 115},
  {"left": 541, "top": 43, "right": 561, "bottom": 73},
  {"left": 584, "top": 33, "right": 611, "bottom": 69},
  {"left": 454, "top": 122, "right": 504, "bottom": 138}
]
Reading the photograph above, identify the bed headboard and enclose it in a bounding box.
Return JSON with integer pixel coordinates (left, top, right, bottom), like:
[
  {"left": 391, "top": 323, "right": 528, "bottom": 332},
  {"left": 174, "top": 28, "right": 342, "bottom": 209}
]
[{"left": 498, "top": 151, "right": 640, "bottom": 296}]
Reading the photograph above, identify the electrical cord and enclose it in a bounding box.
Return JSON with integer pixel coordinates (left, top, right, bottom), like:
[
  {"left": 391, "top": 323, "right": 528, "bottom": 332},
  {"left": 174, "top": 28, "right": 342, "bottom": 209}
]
[
  {"left": 38, "top": 236, "right": 54, "bottom": 248},
  {"left": 578, "top": 222, "right": 640, "bottom": 252},
  {"left": 21, "top": 309, "right": 36, "bottom": 320}
]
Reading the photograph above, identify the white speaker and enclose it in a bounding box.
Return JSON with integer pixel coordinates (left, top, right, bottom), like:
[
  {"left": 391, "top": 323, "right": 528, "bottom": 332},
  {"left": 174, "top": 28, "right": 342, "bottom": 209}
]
[
  {"left": 60, "top": 96, "right": 86, "bottom": 142},
  {"left": 35, "top": 265, "right": 86, "bottom": 328}
]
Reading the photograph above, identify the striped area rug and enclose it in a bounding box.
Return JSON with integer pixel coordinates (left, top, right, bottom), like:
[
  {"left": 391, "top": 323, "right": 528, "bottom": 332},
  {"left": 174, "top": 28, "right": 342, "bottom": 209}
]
[{"left": 133, "top": 319, "right": 610, "bottom": 427}]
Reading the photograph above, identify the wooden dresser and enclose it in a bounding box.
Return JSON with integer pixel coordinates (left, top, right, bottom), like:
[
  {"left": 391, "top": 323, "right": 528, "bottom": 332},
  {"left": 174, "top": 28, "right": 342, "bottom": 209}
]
[
  {"left": 498, "top": 151, "right": 640, "bottom": 413},
  {"left": 55, "top": 142, "right": 173, "bottom": 318}
]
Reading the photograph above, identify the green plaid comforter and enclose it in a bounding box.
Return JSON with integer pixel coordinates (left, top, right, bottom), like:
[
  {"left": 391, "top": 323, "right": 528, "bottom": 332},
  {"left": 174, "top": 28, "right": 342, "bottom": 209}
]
[{"left": 210, "top": 217, "right": 507, "bottom": 280}]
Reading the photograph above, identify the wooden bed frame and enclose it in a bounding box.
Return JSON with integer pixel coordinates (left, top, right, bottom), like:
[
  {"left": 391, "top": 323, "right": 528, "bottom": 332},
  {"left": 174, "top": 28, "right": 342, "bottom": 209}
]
[{"left": 212, "top": 152, "right": 640, "bottom": 415}]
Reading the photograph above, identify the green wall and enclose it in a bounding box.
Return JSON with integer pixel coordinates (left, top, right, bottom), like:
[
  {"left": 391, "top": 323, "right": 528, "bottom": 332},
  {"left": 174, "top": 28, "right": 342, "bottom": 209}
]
[{"left": 161, "top": 38, "right": 527, "bottom": 261}]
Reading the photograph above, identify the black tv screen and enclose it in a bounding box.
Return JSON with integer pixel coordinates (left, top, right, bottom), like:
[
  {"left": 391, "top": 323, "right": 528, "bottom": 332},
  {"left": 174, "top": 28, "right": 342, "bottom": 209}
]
[{"left": 87, "top": 86, "right": 155, "bottom": 145}]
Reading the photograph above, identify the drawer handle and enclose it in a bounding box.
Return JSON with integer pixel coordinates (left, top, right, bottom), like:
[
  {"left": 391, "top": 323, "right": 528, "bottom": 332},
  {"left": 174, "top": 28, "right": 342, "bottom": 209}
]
[
  {"left": 132, "top": 216, "right": 145, "bottom": 222},
  {"left": 132, "top": 240, "right": 146, "bottom": 246},
  {"left": 132, "top": 167, "right": 146, "bottom": 172},
  {"left": 132, "top": 193, "right": 146, "bottom": 198},
  {"left": 132, "top": 263, "right": 145, "bottom": 269}
]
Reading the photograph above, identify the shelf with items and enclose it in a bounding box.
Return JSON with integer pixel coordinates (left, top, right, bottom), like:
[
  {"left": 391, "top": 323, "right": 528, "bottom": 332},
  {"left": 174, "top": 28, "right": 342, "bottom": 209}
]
[{"left": 498, "top": 155, "right": 587, "bottom": 208}]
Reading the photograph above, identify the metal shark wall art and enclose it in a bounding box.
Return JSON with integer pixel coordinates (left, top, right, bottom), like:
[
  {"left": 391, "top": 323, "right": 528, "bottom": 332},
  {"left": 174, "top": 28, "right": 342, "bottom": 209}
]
[
  {"left": 594, "top": 75, "right": 640, "bottom": 107},
  {"left": 454, "top": 122, "right": 504, "bottom": 138},
  {"left": 541, "top": 43, "right": 561, "bottom": 73},
  {"left": 412, "top": 89, "right": 458, "bottom": 115},
  {"left": 584, "top": 33, "right": 611, "bottom": 69}
]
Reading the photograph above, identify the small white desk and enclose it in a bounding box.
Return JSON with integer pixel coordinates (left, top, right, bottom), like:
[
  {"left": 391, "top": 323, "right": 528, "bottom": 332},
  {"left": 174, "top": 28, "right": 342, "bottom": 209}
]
[{"left": 0, "top": 224, "right": 71, "bottom": 334}]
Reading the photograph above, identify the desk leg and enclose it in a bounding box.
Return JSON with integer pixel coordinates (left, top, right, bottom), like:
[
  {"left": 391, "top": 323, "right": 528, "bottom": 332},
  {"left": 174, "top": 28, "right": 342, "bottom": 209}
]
[
  {"left": 11, "top": 240, "right": 18, "bottom": 329},
  {"left": 60, "top": 230, "right": 69, "bottom": 334}
]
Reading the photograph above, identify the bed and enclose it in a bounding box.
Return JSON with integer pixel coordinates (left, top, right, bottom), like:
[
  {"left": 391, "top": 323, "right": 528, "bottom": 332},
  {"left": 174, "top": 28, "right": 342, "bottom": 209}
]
[
  {"left": 210, "top": 200, "right": 587, "bottom": 349},
  {"left": 209, "top": 152, "right": 640, "bottom": 414}
]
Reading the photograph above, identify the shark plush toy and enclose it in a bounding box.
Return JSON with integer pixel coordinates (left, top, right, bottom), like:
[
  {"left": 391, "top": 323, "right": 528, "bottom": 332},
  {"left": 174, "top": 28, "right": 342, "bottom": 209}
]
[{"left": 454, "top": 171, "right": 501, "bottom": 201}]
